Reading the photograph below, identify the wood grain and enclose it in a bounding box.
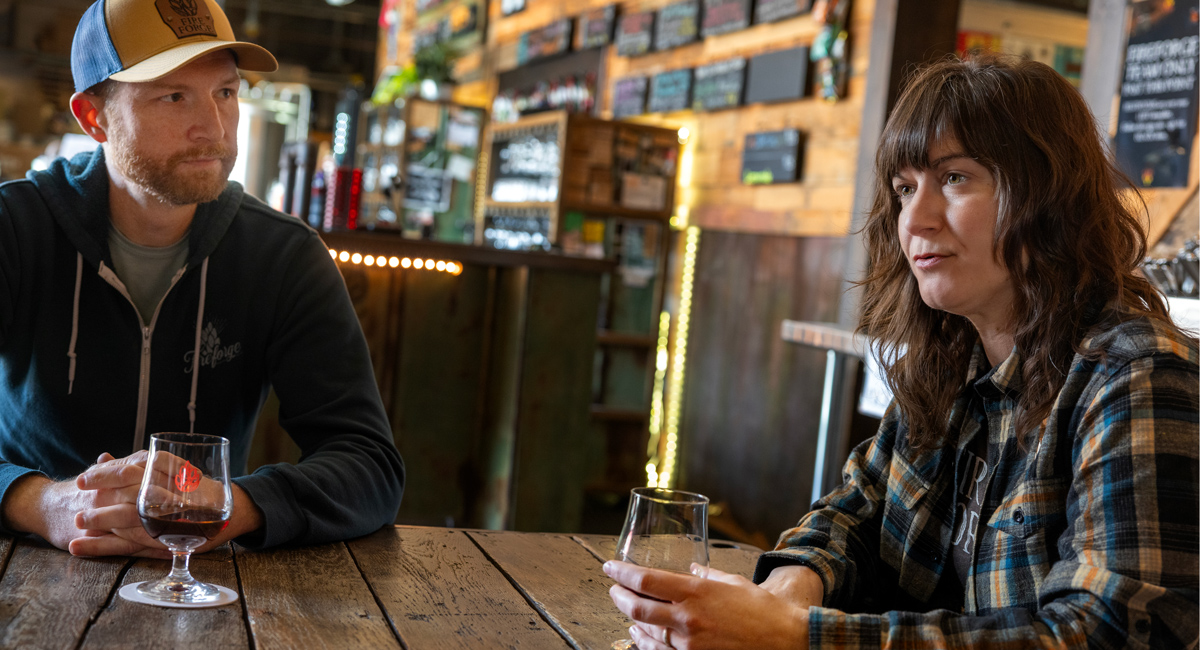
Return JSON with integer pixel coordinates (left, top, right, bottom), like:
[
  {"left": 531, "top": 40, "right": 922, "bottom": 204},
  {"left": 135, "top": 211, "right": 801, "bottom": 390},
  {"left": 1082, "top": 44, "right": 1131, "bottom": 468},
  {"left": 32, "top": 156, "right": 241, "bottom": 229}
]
[
  {"left": 0, "top": 539, "right": 128, "bottom": 650},
  {"left": 235, "top": 542, "right": 400, "bottom": 649},
  {"left": 81, "top": 545, "right": 248, "bottom": 649},
  {"left": 468, "top": 530, "right": 628, "bottom": 650},
  {"left": 348, "top": 527, "right": 570, "bottom": 649},
  {"left": 571, "top": 534, "right": 762, "bottom": 580}
]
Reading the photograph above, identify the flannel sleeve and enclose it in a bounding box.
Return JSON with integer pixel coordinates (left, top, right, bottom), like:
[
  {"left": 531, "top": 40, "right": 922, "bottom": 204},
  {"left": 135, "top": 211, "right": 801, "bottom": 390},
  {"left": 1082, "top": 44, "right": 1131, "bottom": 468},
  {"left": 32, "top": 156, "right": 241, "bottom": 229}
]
[{"left": 760, "top": 348, "right": 1199, "bottom": 649}]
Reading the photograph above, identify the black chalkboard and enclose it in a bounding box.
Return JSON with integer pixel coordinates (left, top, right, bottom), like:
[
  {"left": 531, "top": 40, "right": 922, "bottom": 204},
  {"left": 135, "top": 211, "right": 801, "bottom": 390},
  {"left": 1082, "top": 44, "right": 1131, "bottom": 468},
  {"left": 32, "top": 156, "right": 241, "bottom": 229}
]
[
  {"left": 692, "top": 58, "right": 745, "bottom": 111},
  {"left": 753, "top": 0, "right": 812, "bottom": 23},
  {"left": 741, "top": 129, "right": 805, "bottom": 184},
  {"left": 578, "top": 5, "right": 617, "bottom": 49},
  {"left": 405, "top": 164, "right": 453, "bottom": 211},
  {"left": 655, "top": 1, "right": 700, "bottom": 50},
  {"left": 518, "top": 19, "right": 573, "bottom": 66},
  {"left": 613, "top": 76, "right": 648, "bottom": 118},
  {"left": 745, "top": 47, "right": 808, "bottom": 103},
  {"left": 701, "top": 0, "right": 751, "bottom": 37},
  {"left": 648, "top": 69, "right": 693, "bottom": 113},
  {"left": 615, "top": 11, "right": 655, "bottom": 57}
]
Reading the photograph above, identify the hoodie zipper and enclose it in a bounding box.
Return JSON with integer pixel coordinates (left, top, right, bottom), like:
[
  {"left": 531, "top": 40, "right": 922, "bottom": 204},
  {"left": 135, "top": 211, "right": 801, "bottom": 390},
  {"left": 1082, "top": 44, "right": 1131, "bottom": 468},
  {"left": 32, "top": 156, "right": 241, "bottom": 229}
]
[{"left": 97, "top": 262, "right": 187, "bottom": 454}]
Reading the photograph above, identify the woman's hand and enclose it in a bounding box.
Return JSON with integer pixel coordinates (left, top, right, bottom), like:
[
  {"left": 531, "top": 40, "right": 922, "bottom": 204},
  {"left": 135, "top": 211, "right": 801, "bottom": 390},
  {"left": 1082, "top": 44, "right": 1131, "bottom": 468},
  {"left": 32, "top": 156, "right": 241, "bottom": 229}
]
[{"left": 604, "top": 560, "right": 810, "bottom": 650}]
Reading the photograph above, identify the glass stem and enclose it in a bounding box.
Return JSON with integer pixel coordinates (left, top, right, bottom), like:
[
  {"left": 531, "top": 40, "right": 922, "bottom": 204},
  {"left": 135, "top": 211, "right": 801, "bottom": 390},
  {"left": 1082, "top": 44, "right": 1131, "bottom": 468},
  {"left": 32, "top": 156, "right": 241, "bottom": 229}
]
[{"left": 167, "top": 550, "right": 194, "bottom": 583}]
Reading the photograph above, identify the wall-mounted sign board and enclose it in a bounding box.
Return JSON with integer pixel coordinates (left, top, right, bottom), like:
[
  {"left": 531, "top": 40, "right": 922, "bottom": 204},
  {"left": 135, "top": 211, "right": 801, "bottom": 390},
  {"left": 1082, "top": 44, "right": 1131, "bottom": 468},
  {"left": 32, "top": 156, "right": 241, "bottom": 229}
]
[
  {"left": 517, "top": 19, "right": 574, "bottom": 66},
  {"left": 578, "top": 5, "right": 618, "bottom": 49},
  {"left": 648, "top": 69, "right": 694, "bottom": 113},
  {"left": 745, "top": 47, "right": 809, "bottom": 103},
  {"left": 701, "top": 0, "right": 752, "bottom": 37},
  {"left": 615, "top": 11, "right": 656, "bottom": 57},
  {"left": 405, "top": 164, "right": 454, "bottom": 212},
  {"left": 613, "top": 76, "right": 649, "bottom": 118},
  {"left": 741, "top": 129, "right": 805, "bottom": 184},
  {"left": 692, "top": 57, "right": 745, "bottom": 111},
  {"left": 753, "top": 0, "right": 812, "bottom": 24},
  {"left": 656, "top": 1, "right": 700, "bottom": 50}
]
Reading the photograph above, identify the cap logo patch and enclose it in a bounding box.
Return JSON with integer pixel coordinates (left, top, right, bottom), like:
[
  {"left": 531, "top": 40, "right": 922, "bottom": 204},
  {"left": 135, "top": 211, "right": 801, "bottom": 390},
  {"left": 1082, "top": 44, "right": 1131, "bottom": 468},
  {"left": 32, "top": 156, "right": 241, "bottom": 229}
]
[{"left": 155, "top": 0, "right": 217, "bottom": 39}]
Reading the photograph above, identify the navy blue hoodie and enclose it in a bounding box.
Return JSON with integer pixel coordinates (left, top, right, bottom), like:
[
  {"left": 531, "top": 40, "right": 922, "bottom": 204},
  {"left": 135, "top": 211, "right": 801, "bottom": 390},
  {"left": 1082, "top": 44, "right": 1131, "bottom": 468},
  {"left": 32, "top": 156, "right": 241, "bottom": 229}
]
[{"left": 0, "top": 148, "right": 404, "bottom": 548}]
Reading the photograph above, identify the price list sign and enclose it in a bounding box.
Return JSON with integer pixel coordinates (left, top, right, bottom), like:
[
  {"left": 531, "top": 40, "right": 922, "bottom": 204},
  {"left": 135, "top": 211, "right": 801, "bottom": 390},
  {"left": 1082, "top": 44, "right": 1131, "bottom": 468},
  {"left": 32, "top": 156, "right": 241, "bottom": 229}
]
[
  {"left": 754, "top": 0, "right": 812, "bottom": 24},
  {"left": 1114, "top": 0, "right": 1199, "bottom": 188},
  {"left": 655, "top": 1, "right": 700, "bottom": 51},
  {"left": 741, "top": 129, "right": 804, "bottom": 184},
  {"left": 578, "top": 6, "right": 617, "bottom": 49},
  {"left": 615, "top": 11, "right": 656, "bottom": 57},
  {"left": 692, "top": 58, "right": 745, "bottom": 111},
  {"left": 648, "top": 69, "right": 694, "bottom": 113},
  {"left": 745, "top": 47, "right": 809, "bottom": 103},
  {"left": 701, "top": 0, "right": 751, "bottom": 37},
  {"left": 613, "top": 76, "right": 649, "bottom": 118}
]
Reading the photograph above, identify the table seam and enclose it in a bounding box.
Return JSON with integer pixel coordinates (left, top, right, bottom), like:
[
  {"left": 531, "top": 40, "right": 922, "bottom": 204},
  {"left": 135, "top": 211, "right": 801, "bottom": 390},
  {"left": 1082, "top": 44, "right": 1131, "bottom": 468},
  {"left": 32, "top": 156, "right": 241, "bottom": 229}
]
[
  {"left": 344, "top": 538, "right": 409, "bottom": 650},
  {"left": 72, "top": 555, "right": 135, "bottom": 650}
]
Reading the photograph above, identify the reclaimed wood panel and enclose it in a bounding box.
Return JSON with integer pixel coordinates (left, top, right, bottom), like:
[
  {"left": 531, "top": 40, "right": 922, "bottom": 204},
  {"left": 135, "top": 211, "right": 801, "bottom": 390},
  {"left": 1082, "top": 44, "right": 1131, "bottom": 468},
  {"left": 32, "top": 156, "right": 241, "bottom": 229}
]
[
  {"left": 82, "top": 545, "right": 247, "bottom": 649},
  {"left": 0, "top": 540, "right": 128, "bottom": 650},
  {"left": 468, "top": 530, "right": 628, "bottom": 649},
  {"left": 509, "top": 269, "right": 604, "bottom": 533},
  {"left": 347, "top": 527, "right": 570, "bottom": 649},
  {"left": 680, "top": 231, "right": 846, "bottom": 544},
  {"left": 235, "top": 542, "right": 400, "bottom": 649}
]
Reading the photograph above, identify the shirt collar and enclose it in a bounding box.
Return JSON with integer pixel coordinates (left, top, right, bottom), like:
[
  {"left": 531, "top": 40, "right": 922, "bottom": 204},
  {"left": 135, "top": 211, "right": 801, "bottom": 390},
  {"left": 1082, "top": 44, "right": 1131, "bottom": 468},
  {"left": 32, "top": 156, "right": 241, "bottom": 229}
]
[{"left": 965, "top": 342, "right": 1024, "bottom": 400}]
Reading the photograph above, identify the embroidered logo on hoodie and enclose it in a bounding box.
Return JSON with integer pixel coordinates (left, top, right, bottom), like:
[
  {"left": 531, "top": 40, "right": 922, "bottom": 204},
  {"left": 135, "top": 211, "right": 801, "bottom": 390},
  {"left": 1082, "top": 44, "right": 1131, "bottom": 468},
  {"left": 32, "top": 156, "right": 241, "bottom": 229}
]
[{"left": 184, "top": 322, "right": 242, "bottom": 372}]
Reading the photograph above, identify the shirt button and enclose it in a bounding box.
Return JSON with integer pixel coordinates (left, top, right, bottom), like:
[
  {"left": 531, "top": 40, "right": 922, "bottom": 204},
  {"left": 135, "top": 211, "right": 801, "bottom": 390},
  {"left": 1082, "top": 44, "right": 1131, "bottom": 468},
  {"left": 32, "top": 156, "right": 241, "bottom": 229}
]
[
  {"left": 1135, "top": 619, "right": 1150, "bottom": 634},
  {"left": 1013, "top": 509, "right": 1025, "bottom": 524}
]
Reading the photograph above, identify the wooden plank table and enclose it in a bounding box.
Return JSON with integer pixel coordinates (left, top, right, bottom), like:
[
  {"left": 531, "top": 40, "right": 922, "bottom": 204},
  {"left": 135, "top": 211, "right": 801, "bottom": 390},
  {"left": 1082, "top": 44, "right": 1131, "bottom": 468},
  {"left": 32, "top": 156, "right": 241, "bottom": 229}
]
[{"left": 0, "top": 526, "right": 763, "bottom": 649}]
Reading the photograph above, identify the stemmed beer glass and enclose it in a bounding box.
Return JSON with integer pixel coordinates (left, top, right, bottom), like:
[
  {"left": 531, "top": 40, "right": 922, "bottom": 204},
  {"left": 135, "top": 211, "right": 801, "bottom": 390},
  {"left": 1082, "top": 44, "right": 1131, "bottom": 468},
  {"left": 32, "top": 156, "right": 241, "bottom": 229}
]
[
  {"left": 611, "top": 487, "right": 710, "bottom": 650},
  {"left": 135, "top": 433, "right": 233, "bottom": 604}
]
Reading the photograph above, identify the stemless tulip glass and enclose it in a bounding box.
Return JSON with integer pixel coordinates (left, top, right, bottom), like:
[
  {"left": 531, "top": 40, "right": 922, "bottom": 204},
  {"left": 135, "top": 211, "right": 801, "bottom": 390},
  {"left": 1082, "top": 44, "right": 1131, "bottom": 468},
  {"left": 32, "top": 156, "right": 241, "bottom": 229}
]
[
  {"left": 136, "top": 433, "right": 233, "bottom": 604},
  {"left": 611, "top": 487, "right": 710, "bottom": 650}
]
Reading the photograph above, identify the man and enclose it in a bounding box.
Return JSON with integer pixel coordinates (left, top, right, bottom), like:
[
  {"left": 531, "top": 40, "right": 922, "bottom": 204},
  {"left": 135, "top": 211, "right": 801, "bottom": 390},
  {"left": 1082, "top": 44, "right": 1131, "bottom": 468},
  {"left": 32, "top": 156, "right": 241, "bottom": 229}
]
[{"left": 0, "top": 0, "right": 404, "bottom": 557}]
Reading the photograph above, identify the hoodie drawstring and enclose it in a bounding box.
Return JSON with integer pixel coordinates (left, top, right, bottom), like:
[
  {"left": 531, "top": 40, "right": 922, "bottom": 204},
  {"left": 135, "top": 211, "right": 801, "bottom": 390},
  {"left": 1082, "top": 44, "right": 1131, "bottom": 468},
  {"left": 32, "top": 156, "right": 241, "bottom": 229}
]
[
  {"left": 187, "top": 258, "right": 209, "bottom": 434},
  {"left": 67, "top": 252, "right": 83, "bottom": 395}
]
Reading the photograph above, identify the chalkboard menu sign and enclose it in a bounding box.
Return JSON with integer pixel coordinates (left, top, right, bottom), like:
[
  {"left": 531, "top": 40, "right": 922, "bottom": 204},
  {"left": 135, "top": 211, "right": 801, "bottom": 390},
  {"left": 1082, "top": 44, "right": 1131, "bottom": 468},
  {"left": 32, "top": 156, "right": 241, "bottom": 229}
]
[
  {"left": 692, "top": 58, "right": 745, "bottom": 111},
  {"left": 615, "top": 11, "right": 655, "bottom": 57},
  {"left": 405, "top": 164, "right": 453, "bottom": 212},
  {"left": 655, "top": 1, "right": 700, "bottom": 51},
  {"left": 490, "top": 127, "right": 562, "bottom": 203},
  {"left": 613, "top": 76, "right": 649, "bottom": 118},
  {"left": 745, "top": 47, "right": 809, "bottom": 103},
  {"left": 754, "top": 0, "right": 812, "bottom": 23},
  {"left": 518, "top": 19, "right": 573, "bottom": 66},
  {"left": 701, "top": 0, "right": 751, "bottom": 37},
  {"left": 741, "top": 129, "right": 804, "bottom": 184},
  {"left": 648, "top": 69, "right": 694, "bottom": 113},
  {"left": 578, "top": 6, "right": 617, "bottom": 49}
]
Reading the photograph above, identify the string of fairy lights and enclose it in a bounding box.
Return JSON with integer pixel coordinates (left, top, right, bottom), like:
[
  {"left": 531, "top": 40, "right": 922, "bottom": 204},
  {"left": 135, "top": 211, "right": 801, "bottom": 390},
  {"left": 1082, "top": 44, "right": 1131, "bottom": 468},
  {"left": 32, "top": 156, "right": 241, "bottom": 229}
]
[{"left": 327, "top": 248, "right": 464, "bottom": 275}]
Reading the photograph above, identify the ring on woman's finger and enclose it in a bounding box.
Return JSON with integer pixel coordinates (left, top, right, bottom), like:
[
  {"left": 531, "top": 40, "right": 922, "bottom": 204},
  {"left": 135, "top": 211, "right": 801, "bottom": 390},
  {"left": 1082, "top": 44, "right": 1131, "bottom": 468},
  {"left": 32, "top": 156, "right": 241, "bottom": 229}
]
[{"left": 662, "top": 626, "right": 673, "bottom": 648}]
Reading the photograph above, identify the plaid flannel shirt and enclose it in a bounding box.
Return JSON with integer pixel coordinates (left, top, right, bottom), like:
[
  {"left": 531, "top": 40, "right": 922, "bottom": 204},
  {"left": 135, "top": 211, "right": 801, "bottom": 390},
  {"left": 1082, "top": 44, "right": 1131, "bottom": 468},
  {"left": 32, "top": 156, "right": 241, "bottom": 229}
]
[{"left": 754, "top": 311, "right": 1199, "bottom": 649}]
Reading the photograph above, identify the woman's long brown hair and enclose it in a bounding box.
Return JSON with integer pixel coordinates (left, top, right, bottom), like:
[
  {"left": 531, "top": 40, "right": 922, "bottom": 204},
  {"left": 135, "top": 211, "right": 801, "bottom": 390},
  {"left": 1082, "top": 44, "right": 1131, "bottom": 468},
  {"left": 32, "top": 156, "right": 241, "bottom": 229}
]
[{"left": 857, "top": 54, "right": 1173, "bottom": 448}]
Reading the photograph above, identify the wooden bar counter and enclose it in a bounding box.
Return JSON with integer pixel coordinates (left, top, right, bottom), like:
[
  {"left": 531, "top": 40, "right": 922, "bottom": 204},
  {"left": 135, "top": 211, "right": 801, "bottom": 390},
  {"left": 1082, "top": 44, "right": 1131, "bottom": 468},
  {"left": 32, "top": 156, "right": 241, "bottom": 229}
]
[
  {"left": 250, "top": 232, "right": 616, "bottom": 534},
  {"left": 0, "top": 527, "right": 762, "bottom": 649}
]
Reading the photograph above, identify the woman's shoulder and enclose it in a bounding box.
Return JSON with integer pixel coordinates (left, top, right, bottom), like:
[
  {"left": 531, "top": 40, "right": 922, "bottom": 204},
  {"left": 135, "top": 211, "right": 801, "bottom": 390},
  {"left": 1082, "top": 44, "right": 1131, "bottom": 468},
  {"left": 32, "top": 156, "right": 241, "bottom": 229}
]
[{"left": 1078, "top": 306, "right": 1199, "bottom": 371}]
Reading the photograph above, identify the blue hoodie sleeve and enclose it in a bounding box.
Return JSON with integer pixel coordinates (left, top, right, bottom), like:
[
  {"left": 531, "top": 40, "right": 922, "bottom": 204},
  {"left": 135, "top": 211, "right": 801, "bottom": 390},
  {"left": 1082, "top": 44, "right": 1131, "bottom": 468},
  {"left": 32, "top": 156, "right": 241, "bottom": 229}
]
[{"left": 231, "top": 231, "right": 403, "bottom": 548}]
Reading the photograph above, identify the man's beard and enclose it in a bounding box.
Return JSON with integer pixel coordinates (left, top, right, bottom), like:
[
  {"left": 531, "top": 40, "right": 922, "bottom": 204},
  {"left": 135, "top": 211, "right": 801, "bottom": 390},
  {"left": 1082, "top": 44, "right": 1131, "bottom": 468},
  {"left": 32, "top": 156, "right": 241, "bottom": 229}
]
[{"left": 106, "top": 129, "right": 236, "bottom": 206}]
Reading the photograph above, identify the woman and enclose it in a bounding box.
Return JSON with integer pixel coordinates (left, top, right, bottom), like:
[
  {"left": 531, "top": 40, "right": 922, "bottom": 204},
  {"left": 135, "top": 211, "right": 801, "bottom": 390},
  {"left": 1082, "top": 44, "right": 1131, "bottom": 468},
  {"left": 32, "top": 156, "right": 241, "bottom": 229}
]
[{"left": 605, "top": 54, "right": 1199, "bottom": 649}]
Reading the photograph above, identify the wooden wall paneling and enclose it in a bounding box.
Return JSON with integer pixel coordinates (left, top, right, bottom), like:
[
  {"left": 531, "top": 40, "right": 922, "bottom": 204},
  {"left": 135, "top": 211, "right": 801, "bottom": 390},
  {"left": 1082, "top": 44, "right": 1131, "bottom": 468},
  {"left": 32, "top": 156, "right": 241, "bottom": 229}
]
[
  {"left": 510, "top": 269, "right": 604, "bottom": 532},
  {"left": 471, "top": 266, "right": 528, "bottom": 530},
  {"left": 391, "top": 266, "right": 491, "bottom": 527},
  {"left": 679, "top": 231, "right": 846, "bottom": 543}
]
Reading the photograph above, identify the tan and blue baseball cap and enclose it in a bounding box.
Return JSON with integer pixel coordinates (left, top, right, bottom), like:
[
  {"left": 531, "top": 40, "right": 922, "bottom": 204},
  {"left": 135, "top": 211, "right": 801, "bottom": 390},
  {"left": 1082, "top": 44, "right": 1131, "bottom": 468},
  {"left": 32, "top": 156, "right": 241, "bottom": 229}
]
[{"left": 71, "top": 0, "right": 278, "bottom": 93}]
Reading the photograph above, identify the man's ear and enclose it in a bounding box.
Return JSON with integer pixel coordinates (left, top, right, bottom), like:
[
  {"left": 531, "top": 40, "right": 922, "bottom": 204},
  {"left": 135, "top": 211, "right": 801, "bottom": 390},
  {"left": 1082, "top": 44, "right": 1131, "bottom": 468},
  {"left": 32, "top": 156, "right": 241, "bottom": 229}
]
[{"left": 70, "top": 93, "right": 107, "bottom": 143}]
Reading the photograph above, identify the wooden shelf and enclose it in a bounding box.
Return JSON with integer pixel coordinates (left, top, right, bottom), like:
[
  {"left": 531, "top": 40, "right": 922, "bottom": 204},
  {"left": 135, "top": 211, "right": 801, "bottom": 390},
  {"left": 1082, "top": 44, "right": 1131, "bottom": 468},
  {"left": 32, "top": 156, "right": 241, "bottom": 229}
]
[
  {"left": 483, "top": 200, "right": 558, "bottom": 211},
  {"left": 589, "top": 405, "right": 650, "bottom": 422},
  {"left": 595, "top": 330, "right": 657, "bottom": 348},
  {"left": 561, "top": 201, "right": 672, "bottom": 221}
]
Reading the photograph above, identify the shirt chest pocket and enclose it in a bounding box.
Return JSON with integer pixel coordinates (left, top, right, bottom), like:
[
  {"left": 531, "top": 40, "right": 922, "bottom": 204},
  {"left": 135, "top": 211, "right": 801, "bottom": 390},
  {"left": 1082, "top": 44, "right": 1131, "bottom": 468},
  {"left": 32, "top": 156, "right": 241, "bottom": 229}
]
[
  {"left": 986, "top": 475, "right": 1069, "bottom": 595},
  {"left": 880, "top": 453, "right": 937, "bottom": 574}
]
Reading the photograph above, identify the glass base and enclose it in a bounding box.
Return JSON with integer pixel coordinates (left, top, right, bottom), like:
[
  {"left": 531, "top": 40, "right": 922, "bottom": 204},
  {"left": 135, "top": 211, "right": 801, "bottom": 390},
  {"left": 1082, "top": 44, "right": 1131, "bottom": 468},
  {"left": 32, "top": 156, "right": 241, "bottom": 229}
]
[
  {"left": 136, "top": 576, "right": 221, "bottom": 604},
  {"left": 612, "top": 640, "right": 636, "bottom": 650}
]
